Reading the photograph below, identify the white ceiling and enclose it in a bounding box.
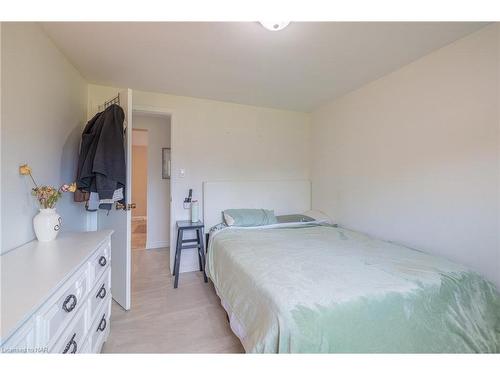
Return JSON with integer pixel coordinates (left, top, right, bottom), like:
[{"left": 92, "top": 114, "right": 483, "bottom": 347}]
[{"left": 42, "top": 22, "right": 487, "bottom": 112}]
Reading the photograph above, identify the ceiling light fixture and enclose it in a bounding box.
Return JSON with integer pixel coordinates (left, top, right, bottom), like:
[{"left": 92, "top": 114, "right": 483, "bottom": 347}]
[{"left": 259, "top": 21, "right": 290, "bottom": 31}]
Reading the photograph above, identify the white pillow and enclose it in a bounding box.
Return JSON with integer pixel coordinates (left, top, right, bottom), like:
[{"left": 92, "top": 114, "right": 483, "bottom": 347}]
[
  {"left": 223, "top": 211, "right": 235, "bottom": 226},
  {"left": 302, "top": 209, "right": 334, "bottom": 224}
]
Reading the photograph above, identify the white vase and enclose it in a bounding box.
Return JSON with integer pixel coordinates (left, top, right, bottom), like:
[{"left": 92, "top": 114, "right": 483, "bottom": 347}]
[
  {"left": 33, "top": 208, "right": 62, "bottom": 242},
  {"left": 191, "top": 200, "right": 199, "bottom": 222}
]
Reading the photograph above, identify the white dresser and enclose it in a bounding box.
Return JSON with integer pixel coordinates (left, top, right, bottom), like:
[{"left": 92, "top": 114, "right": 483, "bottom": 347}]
[{"left": 0, "top": 230, "right": 113, "bottom": 354}]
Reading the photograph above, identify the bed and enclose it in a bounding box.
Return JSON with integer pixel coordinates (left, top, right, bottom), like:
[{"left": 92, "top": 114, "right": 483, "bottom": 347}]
[{"left": 202, "top": 180, "right": 500, "bottom": 353}]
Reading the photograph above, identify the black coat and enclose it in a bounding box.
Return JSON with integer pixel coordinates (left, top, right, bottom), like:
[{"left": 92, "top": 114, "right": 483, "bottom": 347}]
[{"left": 76, "top": 104, "right": 126, "bottom": 202}]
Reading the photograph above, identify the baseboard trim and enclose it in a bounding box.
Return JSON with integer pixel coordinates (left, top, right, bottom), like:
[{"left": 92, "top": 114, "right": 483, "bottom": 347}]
[{"left": 147, "top": 240, "right": 170, "bottom": 250}]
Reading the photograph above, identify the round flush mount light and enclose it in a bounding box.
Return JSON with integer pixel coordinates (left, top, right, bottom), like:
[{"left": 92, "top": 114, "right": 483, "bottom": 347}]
[{"left": 259, "top": 21, "right": 290, "bottom": 31}]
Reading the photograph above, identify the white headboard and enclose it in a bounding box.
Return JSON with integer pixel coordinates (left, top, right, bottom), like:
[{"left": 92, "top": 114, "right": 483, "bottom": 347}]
[{"left": 203, "top": 179, "right": 311, "bottom": 229}]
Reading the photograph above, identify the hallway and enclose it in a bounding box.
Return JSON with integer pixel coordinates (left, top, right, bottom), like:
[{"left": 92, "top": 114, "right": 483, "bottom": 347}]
[{"left": 132, "top": 218, "right": 147, "bottom": 250}]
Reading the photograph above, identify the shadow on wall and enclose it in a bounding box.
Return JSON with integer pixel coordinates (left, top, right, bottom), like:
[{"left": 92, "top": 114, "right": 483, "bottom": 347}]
[{"left": 58, "top": 122, "right": 86, "bottom": 232}]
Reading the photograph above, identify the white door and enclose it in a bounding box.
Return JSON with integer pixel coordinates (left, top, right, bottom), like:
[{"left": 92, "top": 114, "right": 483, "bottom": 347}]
[{"left": 97, "top": 88, "right": 132, "bottom": 310}]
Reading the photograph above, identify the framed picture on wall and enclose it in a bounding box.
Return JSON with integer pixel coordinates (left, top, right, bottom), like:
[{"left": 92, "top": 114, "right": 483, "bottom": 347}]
[{"left": 162, "top": 147, "right": 171, "bottom": 179}]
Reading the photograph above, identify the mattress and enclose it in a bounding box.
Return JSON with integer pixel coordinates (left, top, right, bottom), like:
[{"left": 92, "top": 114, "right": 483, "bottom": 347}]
[{"left": 206, "top": 223, "right": 500, "bottom": 353}]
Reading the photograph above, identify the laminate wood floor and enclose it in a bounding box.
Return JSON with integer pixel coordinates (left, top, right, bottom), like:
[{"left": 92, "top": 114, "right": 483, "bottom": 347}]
[
  {"left": 131, "top": 219, "right": 147, "bottom": 250},
  {"left": 101, "top": 248, "right": 244, "bottom": 353}
]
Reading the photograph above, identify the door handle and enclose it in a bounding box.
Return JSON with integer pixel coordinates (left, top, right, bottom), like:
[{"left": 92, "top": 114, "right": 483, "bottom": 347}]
[{"left": 115, "top": 202, "right": 137, "bottom": 211}]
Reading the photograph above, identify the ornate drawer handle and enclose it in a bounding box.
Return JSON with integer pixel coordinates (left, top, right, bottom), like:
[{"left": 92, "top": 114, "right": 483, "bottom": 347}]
[
  {"left": 96, "top": 284, "right": 106, "bottom": 299},
  {"left": 63, "top": 333, "right": 77, "bottom": 354},
  {"left": 98, "top": 256, "right": 107, "bottom": 267},
  {"left": 62, "top": 294, "right": 77, "bottom": 313},
  {"left": 97, "top": 314, "right": 107, "bottom": 332}
]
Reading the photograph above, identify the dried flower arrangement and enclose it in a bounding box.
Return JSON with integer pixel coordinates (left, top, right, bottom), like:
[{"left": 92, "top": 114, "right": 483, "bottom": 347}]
[{"left": 19, "top": 164, "right": 77, "bottom": 209}]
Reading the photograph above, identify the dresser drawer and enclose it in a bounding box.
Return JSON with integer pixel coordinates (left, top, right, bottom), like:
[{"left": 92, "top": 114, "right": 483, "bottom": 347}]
[
  {"left": 79, "top": 336, "right": 91, "bottom": 354},
  {"left": 90, "top": 297, "right": 111, "bottom": 354},
  {"left": 1, "top": 231, "right": 113, "bottom": 355},
  {"left": 51, "top": 301, "right": 88, "bottom": 354},
  {"left": 89, "top": 240, "right": 110, "bottom": 283},
  {"left": 37, "top": 267, "right": 89, "bottom": 346},
  {"left": 89, "top": 268, "right": 111, "bottom": 323}
]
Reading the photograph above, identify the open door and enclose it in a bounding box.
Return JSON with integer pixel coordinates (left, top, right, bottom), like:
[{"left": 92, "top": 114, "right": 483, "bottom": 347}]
[{"left": 97, "top": 88, "right": 132, "bottom": 310}]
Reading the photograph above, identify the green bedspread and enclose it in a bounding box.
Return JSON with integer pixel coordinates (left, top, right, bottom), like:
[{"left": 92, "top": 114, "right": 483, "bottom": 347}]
[{"left": 206, "top": 224, "right": 500, "bottom": 353}]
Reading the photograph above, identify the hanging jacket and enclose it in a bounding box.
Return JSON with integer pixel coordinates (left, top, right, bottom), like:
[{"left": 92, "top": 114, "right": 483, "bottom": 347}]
[{"left": 76, "top": 104, "right": 126, "bottom": 208}]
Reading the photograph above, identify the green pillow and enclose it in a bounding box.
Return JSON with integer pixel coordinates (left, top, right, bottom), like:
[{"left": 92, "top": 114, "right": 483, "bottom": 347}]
[
  {"left": 276, "top": 214, "right": 315, "bottom": 223},
  {"left": 223, "top": 209, "right": 278, "bottom": 227}
]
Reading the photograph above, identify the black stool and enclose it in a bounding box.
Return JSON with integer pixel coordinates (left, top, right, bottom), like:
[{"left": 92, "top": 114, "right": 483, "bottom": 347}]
[{"left": 173, "top": 220, "right": 208, "bottom": 288}]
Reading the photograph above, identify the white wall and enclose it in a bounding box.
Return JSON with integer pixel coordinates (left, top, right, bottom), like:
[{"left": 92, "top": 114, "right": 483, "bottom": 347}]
[
  {"left": 132, "top": 114, "right": 171, "bottom": 250},
  {"left": 311, "top": 25, "right": 500, "bottom": 288},
  {"left": 88, "top": 85, "right": 311, "bottom": 272},
  {"left": 1, "top": 23, "right": 88, "bottom": 253},
  {"left": 3, "top": 22, "right": 496, "bottom": 290}
]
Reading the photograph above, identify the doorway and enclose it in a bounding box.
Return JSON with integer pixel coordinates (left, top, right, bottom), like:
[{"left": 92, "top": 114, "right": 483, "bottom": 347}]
[
  {"left": 131, "top": 129, "right": 149, "bottom": 250},
  {"left": 131, "top": 113, "right": 171, "bottom": 253}
]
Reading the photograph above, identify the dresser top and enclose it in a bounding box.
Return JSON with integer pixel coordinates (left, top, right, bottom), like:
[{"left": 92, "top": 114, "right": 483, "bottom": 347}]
[{"left": 0, "top": 230, "right": 113, "bottom": 341}]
